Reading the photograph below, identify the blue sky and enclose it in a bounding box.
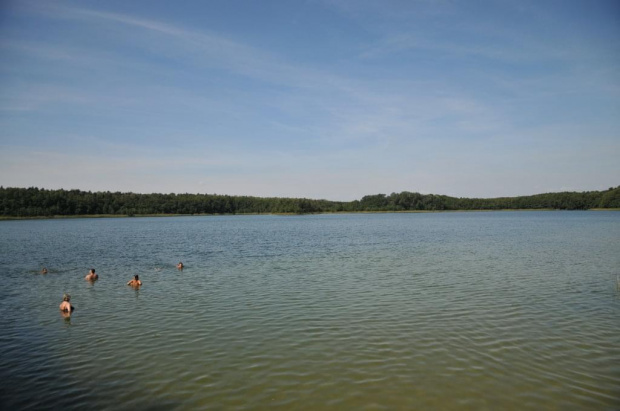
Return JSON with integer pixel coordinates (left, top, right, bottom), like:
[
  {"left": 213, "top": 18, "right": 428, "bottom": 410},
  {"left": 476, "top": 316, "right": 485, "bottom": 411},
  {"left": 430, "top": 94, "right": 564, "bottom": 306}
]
[{"left": 1, "top": 0, "right": 619, "bottom": 200}]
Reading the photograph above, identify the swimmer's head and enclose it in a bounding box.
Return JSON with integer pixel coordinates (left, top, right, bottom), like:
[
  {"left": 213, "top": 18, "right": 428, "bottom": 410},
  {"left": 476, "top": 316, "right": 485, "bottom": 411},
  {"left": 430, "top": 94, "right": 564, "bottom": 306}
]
[
  {"left": 41, "top": 268, "right": 48, "bottom": 274},
  {"left": 63, "top": 294, "right": 70, "bottom": 302},
  {"left": 90, "top": 268, "right": 95, "bottom": 274},
  {"left": 134, "top": 275, "right": 139, "bottom": 280}
]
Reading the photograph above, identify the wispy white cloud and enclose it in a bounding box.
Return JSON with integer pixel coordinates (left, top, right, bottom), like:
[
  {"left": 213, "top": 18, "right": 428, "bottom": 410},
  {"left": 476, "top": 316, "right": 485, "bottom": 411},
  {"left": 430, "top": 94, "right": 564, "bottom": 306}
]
[
  {"left": 0, "top": 83, "right": 92, "bottom": 112},
  {"left": 5, "top": 2, "right": 514, "bottom": 144},
  {"left": 53, "top": 6, "right": 339, "bottom": 91},
  {"left": 358, "top": 33, "right": 573, "bottom": 63},
  {"left": 1, "top": 1, "right": 617, "bottom": 198}
]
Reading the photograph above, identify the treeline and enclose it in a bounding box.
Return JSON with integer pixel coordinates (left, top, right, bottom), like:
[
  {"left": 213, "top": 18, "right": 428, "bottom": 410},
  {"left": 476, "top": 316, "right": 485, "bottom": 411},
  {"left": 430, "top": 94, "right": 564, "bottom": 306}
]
[
  {"left": 356, "top": 188, "right": 620, "bottom": 211},
  {"left": 0, "top": 186, "right": 618, "bottom": 217},
  {"left": 0, "top": 187, "right": 347, "bottom": 216}
]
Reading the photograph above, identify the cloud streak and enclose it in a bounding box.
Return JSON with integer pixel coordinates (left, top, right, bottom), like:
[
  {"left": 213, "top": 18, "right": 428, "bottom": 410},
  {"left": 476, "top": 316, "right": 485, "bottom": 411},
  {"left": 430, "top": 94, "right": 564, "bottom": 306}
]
[{"left": 1, "top": 1, "right": 618, "bottom": 199}]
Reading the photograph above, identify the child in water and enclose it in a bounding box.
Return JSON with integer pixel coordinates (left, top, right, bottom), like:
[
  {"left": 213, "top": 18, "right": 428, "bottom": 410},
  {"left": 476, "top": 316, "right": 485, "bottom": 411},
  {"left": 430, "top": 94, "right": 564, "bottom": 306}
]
[
  {"left": 59, "top": 294, "right": 74, "bottom": 313},
  {"left": 127, "top": 275, "right": 142, "bottom": 287}
]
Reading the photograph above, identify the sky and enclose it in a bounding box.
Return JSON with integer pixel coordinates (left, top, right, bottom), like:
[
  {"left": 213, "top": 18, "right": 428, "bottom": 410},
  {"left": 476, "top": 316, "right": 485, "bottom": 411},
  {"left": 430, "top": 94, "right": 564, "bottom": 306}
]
[{"left": 0, "top": 0, "right": 619, "bottom": 201}]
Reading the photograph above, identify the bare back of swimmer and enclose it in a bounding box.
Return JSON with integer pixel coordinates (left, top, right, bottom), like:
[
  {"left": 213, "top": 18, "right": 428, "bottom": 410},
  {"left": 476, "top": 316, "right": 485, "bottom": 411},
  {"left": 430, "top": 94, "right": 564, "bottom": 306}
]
[
  {"left": 127, "top": 275, "right": 142, "bottom": 287},
  {"left": 59, "top": 294, "right": 74, "bottom": 313},
  {"left": 85, "top": 268, "right": 98, "bottom": 281}
]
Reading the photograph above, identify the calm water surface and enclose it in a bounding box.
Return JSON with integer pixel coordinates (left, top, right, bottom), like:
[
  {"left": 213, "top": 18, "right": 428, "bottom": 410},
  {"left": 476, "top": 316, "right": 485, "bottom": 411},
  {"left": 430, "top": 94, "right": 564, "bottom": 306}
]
[{"left": 0, "top": 212, "right": 619, "bottom": 410}]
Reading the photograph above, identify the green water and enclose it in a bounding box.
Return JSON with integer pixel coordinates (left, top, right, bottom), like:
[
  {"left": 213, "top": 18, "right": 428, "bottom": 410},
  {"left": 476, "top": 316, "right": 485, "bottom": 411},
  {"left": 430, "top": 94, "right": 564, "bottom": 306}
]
[{"left": 0, "top": 212, "right": 619, "bottom": 409}]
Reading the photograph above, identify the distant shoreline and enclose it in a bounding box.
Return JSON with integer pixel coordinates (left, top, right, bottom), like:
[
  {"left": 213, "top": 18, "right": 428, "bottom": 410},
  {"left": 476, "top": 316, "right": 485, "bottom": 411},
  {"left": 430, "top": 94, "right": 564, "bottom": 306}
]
[
  {"left": 2, "top": 186, "right": 618, "bottom": 218},
  {"left": 1, "top": 208, "right": 619, "bottom": 221}
]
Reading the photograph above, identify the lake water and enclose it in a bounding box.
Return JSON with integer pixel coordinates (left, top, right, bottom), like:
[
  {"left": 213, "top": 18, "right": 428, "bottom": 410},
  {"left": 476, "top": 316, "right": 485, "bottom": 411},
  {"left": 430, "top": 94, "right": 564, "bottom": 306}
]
[{"left": 0, "top": 212, "right": 619, "bottom": 410}]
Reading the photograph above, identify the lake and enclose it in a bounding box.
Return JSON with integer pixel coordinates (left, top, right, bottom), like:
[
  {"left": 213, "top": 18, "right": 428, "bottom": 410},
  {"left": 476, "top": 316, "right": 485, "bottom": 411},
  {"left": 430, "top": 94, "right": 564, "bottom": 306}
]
[{"left": 0, "top": 212, "right": 619, "bottom": 410}]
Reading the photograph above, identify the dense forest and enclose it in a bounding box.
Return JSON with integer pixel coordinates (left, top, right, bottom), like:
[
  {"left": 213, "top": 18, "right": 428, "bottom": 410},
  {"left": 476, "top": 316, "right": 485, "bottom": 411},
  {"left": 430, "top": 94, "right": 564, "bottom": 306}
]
[{"left": 0, "top": 186, "right": 619, "bottom": 218}]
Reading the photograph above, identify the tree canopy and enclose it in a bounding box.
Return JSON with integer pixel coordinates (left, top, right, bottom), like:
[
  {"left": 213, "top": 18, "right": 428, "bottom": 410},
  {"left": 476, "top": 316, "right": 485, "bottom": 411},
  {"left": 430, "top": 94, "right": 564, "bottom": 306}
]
[{"left": 0, "top": 186, "right": 618, "bottom": 218}]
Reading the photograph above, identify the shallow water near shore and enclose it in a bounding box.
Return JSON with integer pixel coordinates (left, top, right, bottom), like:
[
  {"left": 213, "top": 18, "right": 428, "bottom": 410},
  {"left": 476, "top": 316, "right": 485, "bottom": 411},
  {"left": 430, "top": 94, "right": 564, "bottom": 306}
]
[{"left": 1, "top": 211, "right": 619, "bottom": 409}]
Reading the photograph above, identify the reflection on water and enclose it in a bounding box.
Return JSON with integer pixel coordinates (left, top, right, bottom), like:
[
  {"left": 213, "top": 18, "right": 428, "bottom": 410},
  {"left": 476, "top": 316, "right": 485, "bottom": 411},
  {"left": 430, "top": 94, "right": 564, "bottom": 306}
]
[{"left": 0, "top": 212, "right": 619, "bottom": 410}]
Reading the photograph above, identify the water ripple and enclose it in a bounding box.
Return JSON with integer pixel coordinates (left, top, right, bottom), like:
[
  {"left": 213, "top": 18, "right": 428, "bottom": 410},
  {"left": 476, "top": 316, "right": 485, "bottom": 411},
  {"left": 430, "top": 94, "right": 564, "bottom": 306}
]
[{"left": 1, "top": 213, "right": 619, "bottom": 409}]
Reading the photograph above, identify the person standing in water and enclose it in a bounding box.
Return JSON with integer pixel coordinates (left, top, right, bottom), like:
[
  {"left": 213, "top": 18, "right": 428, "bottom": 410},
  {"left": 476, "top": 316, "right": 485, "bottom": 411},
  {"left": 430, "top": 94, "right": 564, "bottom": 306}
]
[
  {"left": 85, "top": 268, "right": 98, "bottom": 281},
  {"left": 59, "top": 294, "right": 74, "bottom": 313},
  {"left": 127, "top": 275, "right": 142, "bottom": 287}
]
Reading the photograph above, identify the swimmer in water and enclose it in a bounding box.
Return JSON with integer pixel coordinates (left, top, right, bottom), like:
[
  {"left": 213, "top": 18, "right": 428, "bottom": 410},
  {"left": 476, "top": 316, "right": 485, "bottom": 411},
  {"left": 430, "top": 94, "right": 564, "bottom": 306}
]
[
  {"left": 59, "top": 294, "right": 74, "bottom": 313},
  {"left": 85, "top": 268, "right": 98, "bottom": 281},
  {"left": 127, "top": 275, "right": 142, "bottom": 287},
  {"left": 41, "top": 268, "right": 48, "bottom": 274},
  {"left": 177, "top": 262, "right": 184, "bottom": 270}
]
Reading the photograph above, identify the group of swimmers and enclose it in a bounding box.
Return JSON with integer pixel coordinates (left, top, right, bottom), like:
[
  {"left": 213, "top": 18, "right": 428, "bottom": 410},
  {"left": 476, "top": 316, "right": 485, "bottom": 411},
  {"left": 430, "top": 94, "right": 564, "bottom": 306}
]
[{"left": 54, "top": 262, "right": 185, "bottom": 315}]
